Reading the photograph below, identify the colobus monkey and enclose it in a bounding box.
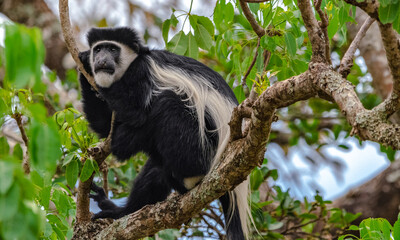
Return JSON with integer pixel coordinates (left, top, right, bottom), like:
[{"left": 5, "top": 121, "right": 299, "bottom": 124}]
[{"left": 79, "top": 27, "right": 250, "bottom": 240}]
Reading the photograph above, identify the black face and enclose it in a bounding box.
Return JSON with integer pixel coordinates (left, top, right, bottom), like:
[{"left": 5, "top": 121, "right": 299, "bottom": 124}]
[{"left": 92, "top": 43, "right": 121, "bottom": 75}]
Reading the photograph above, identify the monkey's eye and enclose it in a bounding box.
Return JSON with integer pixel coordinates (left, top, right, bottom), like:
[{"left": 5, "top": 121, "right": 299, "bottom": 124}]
[
  {"left": 111, "top": 48, "right": 116, "bottom": 52},
  {"left": 95, "top": 47, "right": 101, "bottom": 53}
]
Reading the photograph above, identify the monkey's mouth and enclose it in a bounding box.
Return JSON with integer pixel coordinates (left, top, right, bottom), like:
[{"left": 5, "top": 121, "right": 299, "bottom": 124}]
[{"left": 95, "top": 68, "right": 115, "bottom": 74}]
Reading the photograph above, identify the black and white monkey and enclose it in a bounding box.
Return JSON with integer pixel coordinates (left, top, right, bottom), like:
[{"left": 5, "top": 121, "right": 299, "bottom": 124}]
[{"left": 79, "top": 27, "right": 250, "bottom": 240}]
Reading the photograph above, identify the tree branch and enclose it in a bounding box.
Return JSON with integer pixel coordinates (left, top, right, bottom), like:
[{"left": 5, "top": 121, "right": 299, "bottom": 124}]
[
  {"left": 314, "top": 0, "right": 331, "bottom": 64},
  {"left": 12, "top": 112, "right": 30, "bottom": 174},
  {"left": 375, "top": 22, "right": 400, "bottom": 116},
  {"left": 313, "top": 62, "right": 400, "bottom": 149},
  {"left": 297, "top": 0, "right": 327, "bottom": 63},
  {"left": 339, "top": 16, "right": 375, "bottom": 78},
  {"left": 238, "top": 0, "right": 280, "bottom": 38},
  {"left": 342, "top": 1, "right": 400, "bottom": 118},
  {"left": 58, "top": 0, "right": 97, "bottom": 92},
  {"left": 59, "top": 0, "right": 117, "bottom": 224},
  {"left": 242, "top": 38, "right": 260, "bottom": 92}
]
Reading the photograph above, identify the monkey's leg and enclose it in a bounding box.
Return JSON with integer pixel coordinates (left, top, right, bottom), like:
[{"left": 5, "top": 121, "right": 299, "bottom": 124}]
[{"left": 91, "top": 158, "right": 172, "bottom": 220}]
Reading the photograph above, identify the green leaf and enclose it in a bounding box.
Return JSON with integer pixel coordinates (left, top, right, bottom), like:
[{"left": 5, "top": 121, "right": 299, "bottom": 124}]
[
  {"left": 233, "top": 85, "right": 246, "bottom": 103},
  {"left": 12, "top": 143, "right": 23, "bottom": 160},
  {"left": 0, "top": 160, "right": 14, "bottom": 194},
  {"left": 186, "top": 32, "right": 199, "bottom": 59},
  {"left": 225, "top": 2, "right": 235, "bottom": 23},
  {"left": 261, "top": 35, "right": 277, "bottom": 52},
  {"left": 270, "top": 169, "right": 278, "bottom": 180},
  {"left": 393, "top": 219, "right": 400, "bottom": 240},
  {"left": 196, "top": 16, "right": 214, "bottom": 36},
  {"left": 4, "top": 24, "right": 45, "bottom": 89},
  {"left": 66, "top": 160, "right": 79, "bottom": 188},
  {"left": 39, "top": 186, "right": 51, "bottom": 209},
  {"left": 338, "top": 144, "right": 350, "bottom": 150},
  {"left": 30, "top": 170, "right": 44, "bottom": 188},
  {"left": 393, "top": 13, "right": 400, "bottom": 34},
  {"left": 0, "top": 137, "right": 10, "bottom": 156},
  {"left": 195, "top": 24, "right": 213, "bottom": 51},
  {"left": 80, "top": 159, "right": 94, "bottom": 182},
  {"left": 157, "top": 229, "right": 181, "bottom": 240},
  {"left": 250, "top": 169, "right": 264, "bottom": 191},
  {"left": 65, "top": 110, "right": 74, "bottom": 126},
  {"left": 28, "top": 103, "right": 47, "bottom": 123},
  {"left": 0, "top": 183, "right": 20, "bottom": 221},
  {"left": 379, "top": 1, "right": 400, "bottom": 24},
  {"left": 170, "top": 13, "right": 178, "bottom": 27},
  {"left": 162, "top": 19, "right": 171, "bottom": 44},
  {"left": 29, "top": 119, "right": 62, "bottom": 177},
  {"left": 284, "top": 32, "right": 296, "bottom": 57},
  {"left": 379, "top": 0, "right": 395, "bottom": 8},
  {"left": 348, "top": 225, "right": 359, "bottom": 231},
  {"left": 167, "top": 31, "right": 188, "bottom": 55},
  {"left": 249, "top": 3, "right": 260, "bottom": 14},
  {"left": 56, "top": 111, "right": 65, "bottom": 126}
]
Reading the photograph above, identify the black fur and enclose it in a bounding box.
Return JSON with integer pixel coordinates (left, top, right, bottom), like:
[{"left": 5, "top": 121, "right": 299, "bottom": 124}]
[{"left": 80, "top": 27, "right": 244, "bottom": 239}]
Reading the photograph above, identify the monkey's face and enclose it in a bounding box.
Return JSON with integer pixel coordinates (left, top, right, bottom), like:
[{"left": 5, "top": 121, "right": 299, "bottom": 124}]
[
  {"left": 90, "top": 41, "right": 137, "bottom": 88},
  {"left": 93, "top": 43, "right": 119, "bottom": 75}
]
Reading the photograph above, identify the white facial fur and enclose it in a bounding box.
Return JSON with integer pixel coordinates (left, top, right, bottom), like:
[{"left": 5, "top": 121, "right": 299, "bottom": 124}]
[{"left": 90, "top": 40, "right": 137, "bottom": 88}]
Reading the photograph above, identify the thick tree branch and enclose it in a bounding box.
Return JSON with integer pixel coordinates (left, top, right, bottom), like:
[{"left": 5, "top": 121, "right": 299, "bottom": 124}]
[
  {"left": 343, "top": 0, "right": 379, "bottom": 19},
  {"left": 339, "top": 17, "right": 375, "bottom": 78},
  {"left": 313, "top": 62, "right": 400, "bottom": 149},
  {"left": 343, "top": 1, "right": 400, "bottom": 118},
  {"left": 375, "top": 22, "right": 400, "bottom": 116},
  {"left": 95, "top": 71, "right": 320, "bottom": 239},
  {"left": 314, "top": 0, "right": 331, "bottom": 65},
  {"left": 297, "top": 0, "right": 327, "bottom": 63},
  {"left": 59, "top": 0, "right": 400, "bottom": 237}
]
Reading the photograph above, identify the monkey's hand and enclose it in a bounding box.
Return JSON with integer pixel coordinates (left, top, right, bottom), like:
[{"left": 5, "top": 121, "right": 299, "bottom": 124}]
[{"left": 90, "top": 182, "right": 124, "bottom": 220}]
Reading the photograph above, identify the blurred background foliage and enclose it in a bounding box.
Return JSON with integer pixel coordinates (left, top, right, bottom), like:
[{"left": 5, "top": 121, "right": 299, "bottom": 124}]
[{"left": 1, "top": 0, "right": 400, "bottom": 239}]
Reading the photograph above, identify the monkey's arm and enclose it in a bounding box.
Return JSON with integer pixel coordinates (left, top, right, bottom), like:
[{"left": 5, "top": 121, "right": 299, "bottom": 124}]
[{"left": 79, "top": 50, "right": 113, "bottom": 138}]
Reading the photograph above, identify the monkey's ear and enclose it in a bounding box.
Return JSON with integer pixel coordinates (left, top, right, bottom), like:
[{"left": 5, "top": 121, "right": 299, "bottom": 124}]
[
  {"left": 133, "top": 43, "right": 150, "bottom": 54},
  {"left": 78, "top": 50, "right": 92, "bottom": 75},
  {"left": 79, "top": 50, "right": 90, "bottom": 63}
]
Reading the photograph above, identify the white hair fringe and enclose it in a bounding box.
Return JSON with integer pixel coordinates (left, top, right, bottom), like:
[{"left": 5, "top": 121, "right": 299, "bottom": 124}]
[{"left": 149, "top": 59, "right": 252, "bottom": 239}]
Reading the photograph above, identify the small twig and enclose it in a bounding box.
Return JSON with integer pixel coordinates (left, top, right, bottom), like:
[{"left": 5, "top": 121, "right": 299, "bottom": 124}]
[
  {"left": 12, "top": 112, "right": 30, "bottom": 174},
  {"left": 200, "top": 215, "right": 225, "bottom": 240},
  {"left": 313, "top": 0, "right": 331, "bottom": 65},
  {"left": 339, "top": 17, "right": 374, "bottom": 78},
  {"left": 280, "top": 218, "right": 320, "bottom": 234},
  {"left": 101, "top": 162, "right": 109, "bottom": 198},
  {"left": 201, "top": 211, "right": 225, "bottom": 228},
  {"left": 242, "top": 38, "right": 261, "bottom": 93},
  {"left": 239, "top": 0, "right": 280, "bottom": 38}
]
